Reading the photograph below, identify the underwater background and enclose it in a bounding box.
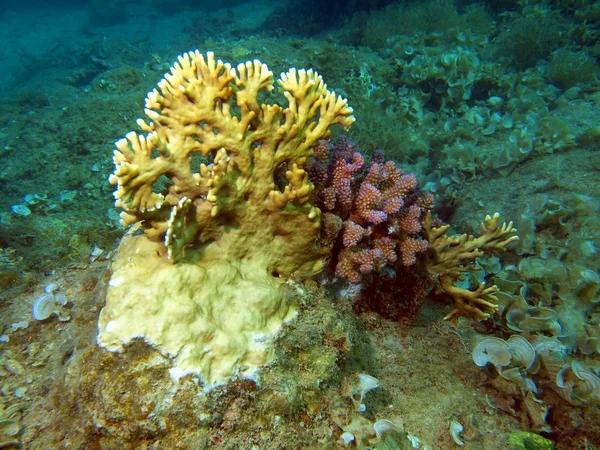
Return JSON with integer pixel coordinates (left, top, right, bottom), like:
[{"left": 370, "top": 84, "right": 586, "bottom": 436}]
[{"left": 0, "top": 0, "right": 599, "bottom": 448}]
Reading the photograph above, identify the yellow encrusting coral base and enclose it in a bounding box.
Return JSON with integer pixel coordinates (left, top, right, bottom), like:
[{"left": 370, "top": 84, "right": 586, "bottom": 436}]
[{"left": 98, "top": 231, "right": 297, "bottom": 387}]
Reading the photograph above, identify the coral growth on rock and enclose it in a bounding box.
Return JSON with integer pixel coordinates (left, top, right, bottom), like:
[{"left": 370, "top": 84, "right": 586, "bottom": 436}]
[
  {"left": 98, "top": 51, "right": 355, "bottom": 387},
  {"left": 423, "top": 211, "right": 519, "bottom": 322},
  {"left": 309, "top": 136, "right": 433, "bottom": 284}
]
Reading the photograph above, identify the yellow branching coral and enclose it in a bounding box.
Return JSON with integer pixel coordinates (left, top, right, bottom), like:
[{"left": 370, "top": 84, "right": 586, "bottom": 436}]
[
  {"left": 423, "top": 212, "right": 519, "bottom": 323},
  {"left": 109, "top": 51, "right": 354, "bottom": 260},
  {"left": 98, "top": 51, "right": 354, "bottom": 387}
]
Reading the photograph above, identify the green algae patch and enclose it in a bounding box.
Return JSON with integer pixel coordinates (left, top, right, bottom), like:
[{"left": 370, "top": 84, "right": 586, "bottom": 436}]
[{"left": 507, "top": 432, "right": 554, "bottom": 450}]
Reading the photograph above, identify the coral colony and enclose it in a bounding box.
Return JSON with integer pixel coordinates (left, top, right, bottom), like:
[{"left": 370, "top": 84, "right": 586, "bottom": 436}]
[
  {"left": 2, "top": 2, "right": 600, "bottom": 447},
  {"left": 99, "top": 51, "right": 518, "bottom": 387},
  {"left": 99, "top": 51, "right": 356, "bottom": 386}
]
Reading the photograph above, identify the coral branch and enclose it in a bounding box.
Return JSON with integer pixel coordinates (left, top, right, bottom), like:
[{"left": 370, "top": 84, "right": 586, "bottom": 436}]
[{"left": 423, "top": 211, "right": 519, "bottom": 323}]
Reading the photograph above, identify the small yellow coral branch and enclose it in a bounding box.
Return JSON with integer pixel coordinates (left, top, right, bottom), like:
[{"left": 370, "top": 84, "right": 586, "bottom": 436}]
[
  {"left": 234, "top": 59, "right": 274, "bottom": 117},
  {"left": 110, "top": 131, "right": 166, "bottom": 213},
  {"left": 441, "top": 279, "right": 500, "bottom": 322},
  {"left": 268, "top": 164, "right": 313, "bottom": 209},
  {"left": 424, "top": 212, "right": 519, "bottom": 323}
]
